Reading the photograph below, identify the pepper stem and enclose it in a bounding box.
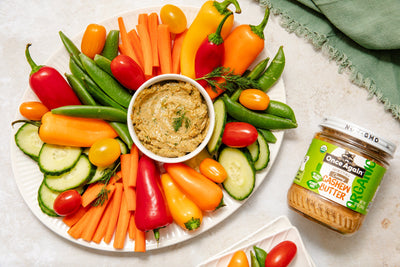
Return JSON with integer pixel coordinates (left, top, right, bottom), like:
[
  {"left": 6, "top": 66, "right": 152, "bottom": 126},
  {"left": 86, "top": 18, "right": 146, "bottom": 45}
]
[
  {"left": 153, "top": 229, "right": 160, "bottom": 244},
  {"left": 25, "top": 43, "right": 44, "bottom": 76},
  {"left": 214, "top": 0, "right": 241, "bottom": 15},
  {"left": 11, "top": 119, "right": 41, "bottom": 128},
  {"left": 250, "top": 7, "right": 270, "bottom": 40},
  {"left": 208, "top": 12, "right": 233, "bottom": 45}
]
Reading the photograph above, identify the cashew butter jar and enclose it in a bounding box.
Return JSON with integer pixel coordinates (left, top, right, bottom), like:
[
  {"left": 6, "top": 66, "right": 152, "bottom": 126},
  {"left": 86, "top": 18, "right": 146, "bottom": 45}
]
[{"left": 287, "top": 117, "right": 396, "bottom": 234}]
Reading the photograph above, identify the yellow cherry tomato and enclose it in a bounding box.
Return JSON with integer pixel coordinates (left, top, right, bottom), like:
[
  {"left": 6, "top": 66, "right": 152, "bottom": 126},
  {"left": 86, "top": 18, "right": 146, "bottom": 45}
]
[
  {"left": 19, "top": 101, "right": 49, "bottom": 120},
  {"left": 228, "top": 250, "right": 249, "bottom": 267},
  {"left": 88, "top": 138, "right": 121, "bottom": 167},
  {"left": 81, "top": 23, "right": 107, "bottom": 59},
  {"left": 199, "top": 158, "right": 227, "bottom": 183},
  {"left": 239, "top": 89, "right": 270, "bottom": 111},
  {"left": 160, "top": 4, "right": 187, "bottom": 34}
]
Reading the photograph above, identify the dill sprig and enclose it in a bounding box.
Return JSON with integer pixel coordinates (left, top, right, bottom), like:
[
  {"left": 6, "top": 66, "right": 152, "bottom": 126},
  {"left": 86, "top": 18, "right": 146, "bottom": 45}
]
[
  {"left": 91, "top": 162, "right": 120, "bottom": 207},
  {"left": 195, "top": 67, "right": 258, "bottom": 93}
]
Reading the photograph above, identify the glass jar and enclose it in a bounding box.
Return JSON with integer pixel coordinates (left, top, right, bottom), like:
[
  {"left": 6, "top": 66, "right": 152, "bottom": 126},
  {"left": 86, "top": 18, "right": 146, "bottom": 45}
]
[{"left": 287, "top": 117, "right": 396, "bottom": 234}]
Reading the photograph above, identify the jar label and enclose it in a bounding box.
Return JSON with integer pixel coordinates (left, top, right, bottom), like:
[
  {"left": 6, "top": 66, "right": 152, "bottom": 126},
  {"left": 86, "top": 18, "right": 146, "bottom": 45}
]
[{"left": 293, "top": 138, "right": 387, "bottom": 215}]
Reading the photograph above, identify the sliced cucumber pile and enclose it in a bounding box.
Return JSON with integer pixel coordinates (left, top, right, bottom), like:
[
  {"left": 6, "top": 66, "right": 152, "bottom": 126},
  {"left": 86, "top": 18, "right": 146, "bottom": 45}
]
[
  {"left": 219, "top": 147, "right": 255, "bottom": 201},
  {"left": 14, "top": 123, "right": 44, "bottom": 161},
  {"left": 38, "top": 144, "right": 82, "bottom": 175},
  {"left": 44, "top": 154, "right": 96, "bottom": 192}
]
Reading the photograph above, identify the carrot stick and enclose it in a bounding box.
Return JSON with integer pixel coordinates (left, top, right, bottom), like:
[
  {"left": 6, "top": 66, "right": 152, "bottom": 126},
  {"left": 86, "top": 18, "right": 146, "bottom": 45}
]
[
  {"left": 62, "top": 205, "right": 88, "bottom": 227},
  {"left": 92, "top": 195, "right": 114, "bottom": 244},
  {"left": 81, "top": 185, "right": 116, "bottom": 242},
  {"left": 103, "top": 182, "right": 124, "bottom": 244},
  {"left": 120, "top": 153, "right": 131, "bottom": 184},
  {"left": 128, "top": 212, "right": 136, "bottom": 240},
  {"left": 128, "top": 29, "right": 145, "bottom": 69},
  {"left": 136, "top": 23, "right": 153, "bottom": 76},
  {"left": 67, "top": 207, "right": 92, "bottom": 239},
  {"left": 118, "top": 17, "right": 141, "bottom": 68},
  {"left": 138, "top": 13, "right": 149, "bottom": 29},
  {"left": 157, "top": 24, "right": 172, "bottom": 74},
  {"left": 125, "top": 186, "right": 136, "bottom": 211},
  {"left": 148, "top": 12, "right": 160, "bottom": 67},
  {"left": 135, "top": 226, "right": 146, "bottom": 252},
  {"left": 171, "top": 29, "right": 187, "bottom": 74},
  {"left": 128, "top": 145, "right": 139, "bottom": 187},
  {"left": 81, "top": 174, "right": 120, "bottom": 207},
  {"left": 113, "top": 190, "right": 131, "bottom": 249}
]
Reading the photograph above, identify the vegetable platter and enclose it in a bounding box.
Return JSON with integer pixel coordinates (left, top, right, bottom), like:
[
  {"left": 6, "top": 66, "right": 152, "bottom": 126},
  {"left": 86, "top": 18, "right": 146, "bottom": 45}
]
[{"left": 11, "top": 5, "right": 288, "bottom": 252}]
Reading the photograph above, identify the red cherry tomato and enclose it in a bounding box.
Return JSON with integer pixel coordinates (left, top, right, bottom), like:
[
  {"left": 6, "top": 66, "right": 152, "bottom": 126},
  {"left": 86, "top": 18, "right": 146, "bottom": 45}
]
[
  {"left": 110, "top": 54, "right": 146, "bottom": 90},
  {"left": 222, "top": 122, "right": 258, "bottom": 148},
  {"left": 265, "top": 241, "right": 297, "bottom": 267},
  {"left": 53, "top": 190, "right": 82, "bottom": 216}
]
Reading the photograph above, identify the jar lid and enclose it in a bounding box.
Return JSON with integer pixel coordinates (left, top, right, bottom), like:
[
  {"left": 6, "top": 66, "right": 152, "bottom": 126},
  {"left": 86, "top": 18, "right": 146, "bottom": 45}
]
[{"left": 320, "top": 117, "right": 397, "bottom": 157}]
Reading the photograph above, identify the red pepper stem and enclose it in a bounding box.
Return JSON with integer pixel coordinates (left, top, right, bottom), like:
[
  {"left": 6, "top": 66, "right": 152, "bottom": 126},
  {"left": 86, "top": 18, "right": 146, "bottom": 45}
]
[
  {"left": 25, "top": 43, "right": 44, "bottom": 75},
  {"left": 153, "top": 229, "right": 160, "bottom": 243},
  {"left": 214, "top": 0, "right": 241, "bottom": 15},
  {"left": 250, "top": 7, "right": 270, "bottom": 40},
  {"left": 208, "top": 12, "right": 233, "bottom": 45}
]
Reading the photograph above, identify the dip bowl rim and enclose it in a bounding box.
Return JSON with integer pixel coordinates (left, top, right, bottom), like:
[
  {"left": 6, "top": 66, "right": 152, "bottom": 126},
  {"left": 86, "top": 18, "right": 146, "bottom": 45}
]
[{"left": 127, "top": 73, "right": 216, "bottom": 164}]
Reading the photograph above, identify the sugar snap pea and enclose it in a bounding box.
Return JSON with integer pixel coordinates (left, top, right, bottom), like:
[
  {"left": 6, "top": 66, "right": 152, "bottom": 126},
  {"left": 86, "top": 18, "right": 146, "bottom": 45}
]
[
  {"left": 51, "top": 105, "right": 127, "bottom": 123},
  {"left": 59, "top": 31, "right": 80, "bottom": 59},
  {"left": 109, "top": 122, "right": 133, "bottom": 149},
  {"left": 246, "top": 57, "right": 269, "bottom": 80},
  {"left": 101, "top": 30, "right": 120, "bottom": 61},
  {"left": 79, "top": 53, "right": 132, "bottom": 108},
  {"left": 257, "top": 46, "right": 285, "bottom": 92},
  {"left": 264, "top": 100, "right": 296, "bottom": 123},
  {"left": 222, "top": 94, "right": 297, "bottom": 130},
  {"left": 253, "top": 246, "right": 267, "bottom": 267},
  {"left": 258, "top": 128, "right": 277, "bottom": 143},
  {"left": 65, "top": 73, "right": 97, "bottom": 106},
  {"left": 94, "top": 54, "right": 112, "bottom": 76}
]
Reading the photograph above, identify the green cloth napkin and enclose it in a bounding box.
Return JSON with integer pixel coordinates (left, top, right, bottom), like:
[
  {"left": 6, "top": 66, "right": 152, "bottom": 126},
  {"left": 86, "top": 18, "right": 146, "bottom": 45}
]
[{"left": 257, "top": 0, "right": 400, "bottom": 119}]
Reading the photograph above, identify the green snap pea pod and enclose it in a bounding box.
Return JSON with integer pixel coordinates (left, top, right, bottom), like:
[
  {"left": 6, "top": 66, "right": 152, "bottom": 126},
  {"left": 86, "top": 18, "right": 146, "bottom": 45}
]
[
  {"left": 258, "top": 128, "right": 277, "bottom": 143},
  {"left": 94, "top": 54, "right": 113, "bottom": 76},
  {"left": 246, "top": 57, "right": 270, "bottom": 80},
  {"left": 222, "top": 94, "right": 297, "bottom": 130},
  {"left": 59, "top": 31, "right": 80, "bottom": 58},
  {"left": 109, "top": 122, "right": 133, "bottom": 149},
  {"left": 59, "top": 31, "right": 84, "bottom": 70},
  {"left": 230, "top": 88, "right": 243, "bottom": 101},
  {"left": 253, "top": 246, "right": 267, "bottom": 267},
  {"left": 79, "top": 53, "right": 132, "bottom": 108},
  {"left": 65, "top": 73, "right": 97, "bottom": 106},
  {"left": 264, "top": 100, "right": 296, "bottom": 124},
  {"left": 83, "top": 77, "right": 126, "bottom": 110},
  {"left": 101, "top": 30, "right": 120, "bottom": 61},
  {"left": 70, "top": 56, "right": 122, "bottom": 109},
  {"left": 257, "top": 46, "right": 285, "bottom": 92},
  {"left": 51, "top": 105, "right": 127, "bottom": 123},
  {"left": 250, "top": 251, "right": 261, "bottom": 267}
]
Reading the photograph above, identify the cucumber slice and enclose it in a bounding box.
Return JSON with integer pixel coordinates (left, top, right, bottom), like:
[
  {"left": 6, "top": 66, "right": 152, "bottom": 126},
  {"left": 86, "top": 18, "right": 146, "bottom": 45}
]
[
  {"left": 219, "top": 147, "right": 255, "bottom": 201},
  {"left": 207, "top": 98, "right": 227, "bottom": 154},
  {"left": 14, "top": 123, "right": 44, "bottom": 161},
  {"left": 44, "top": 154, "right": 95, "bottom": 192},
  {"left": 87, "top": 163, "right": 116, "bottom": 184},
  {"left": 38, "top": 144, "right": 82, "bottom": 175},
  {"left": 247, "top": 138, "right": 260, "bottom": 162},
  {"left": 38, "top": 181, "right": 60, "bottom": 217},
  {"left": 254, "top": 130, "right": 270, "bottom": 171}
]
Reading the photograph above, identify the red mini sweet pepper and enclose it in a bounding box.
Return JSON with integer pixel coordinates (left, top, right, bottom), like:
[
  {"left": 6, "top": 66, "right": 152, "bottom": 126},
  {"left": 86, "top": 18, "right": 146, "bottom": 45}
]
[
  {"left": 135, "top": 155, "right": 172, "bottom": 241},
  {"left": 194, "top": 12, "right": 232, "bottom": 87},
  {"left": 25, "top": 43, "right": 81, "bottom": 110}
]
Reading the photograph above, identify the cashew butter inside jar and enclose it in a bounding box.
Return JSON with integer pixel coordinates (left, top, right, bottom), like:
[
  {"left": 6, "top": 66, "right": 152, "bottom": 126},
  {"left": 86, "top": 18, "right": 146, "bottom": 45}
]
[{"left": 287, "top": 117, "right": 396, "bottom": 234}]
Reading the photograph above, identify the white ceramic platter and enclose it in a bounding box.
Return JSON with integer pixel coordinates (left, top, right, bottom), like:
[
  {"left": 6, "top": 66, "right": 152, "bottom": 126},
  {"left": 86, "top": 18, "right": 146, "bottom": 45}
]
[{"left": 10, "top": 5, "right": 286, "bottom": 252}]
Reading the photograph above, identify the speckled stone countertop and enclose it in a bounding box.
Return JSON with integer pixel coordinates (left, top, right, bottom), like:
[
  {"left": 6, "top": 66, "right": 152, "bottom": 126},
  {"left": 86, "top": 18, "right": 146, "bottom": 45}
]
[{"left": 1, "top": 0, "right": 399, "bottom": 266}]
